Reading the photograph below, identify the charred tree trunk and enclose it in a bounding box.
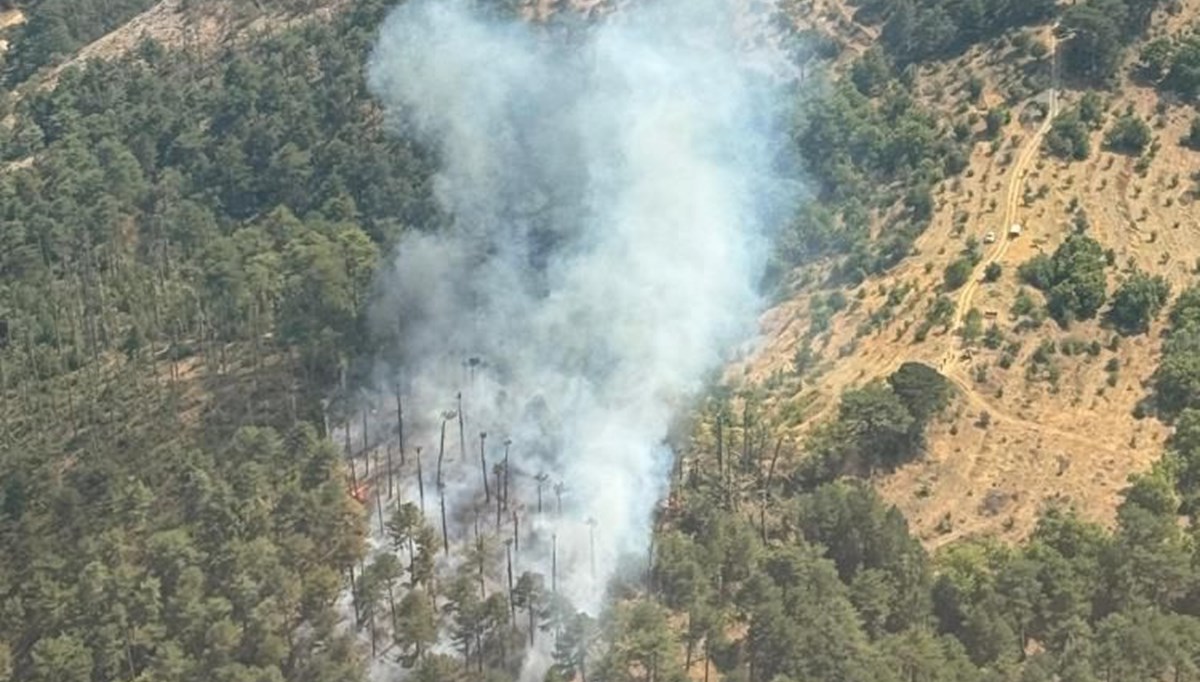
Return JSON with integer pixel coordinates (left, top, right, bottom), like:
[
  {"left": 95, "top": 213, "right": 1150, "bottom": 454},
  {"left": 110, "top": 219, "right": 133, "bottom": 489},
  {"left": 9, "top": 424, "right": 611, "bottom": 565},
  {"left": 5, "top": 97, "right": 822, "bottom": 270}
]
[
  {"left": 375, "top": 485, "right": 385, "bottom": 536},
  {"left": 495, "top": 465, "right": 503, "bottom": 529},
  {"left": 536, "top": 473, "right": 548, "bottom": 514},
  {"left": 438, "top": 419, "right": 450, "bottom": 556},
  {"left": 362, "top": 408, "right": 370, "bottom": 477},
  {"left": 513, "top": 511, "right": 520, "bottom": 553},
  {"left": 395, "top": 383, "right": 405, "bottom": 468},
  {"left": 715, "top": 414, "right": 725, "bottom": 507},
  {"left": 416, "top": 446, "right": 426, "bottom": 514},
  {"left": 506, "top": 540, "right": 516, "bottom": 626},
  {"left": 386, "top": 443, "right": 395, "bottom": 501},
  {"left": 457, "top": 392, "right": 465, "bottom": 462},
  {"left": 502, "top": 439, "right": 511, "bottom": 513},
  {"left": 479, "top": 431, "right": 490, "bottom": 503},
  {"left": 440, "top": 491, "right": 449, "bottom": 557}
]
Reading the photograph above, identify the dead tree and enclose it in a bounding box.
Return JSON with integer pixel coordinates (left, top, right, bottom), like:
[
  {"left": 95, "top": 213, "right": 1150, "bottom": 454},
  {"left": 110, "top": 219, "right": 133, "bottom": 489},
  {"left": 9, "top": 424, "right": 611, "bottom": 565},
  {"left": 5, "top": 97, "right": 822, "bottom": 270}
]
[
  {"left": 375, "top": 484, "right": 385, "bottom": 536},
  {"left": 535, "top": 473, "right": 549, "bottom": 514},
  {"left": 551, "top": 533, "right": 558, "bottom": 595},
  {"left": 362, "top": 407, "right": 370, "bottom": 477},
  {"left": 395, "top": 382, "right": 405, "bottom": 468},
  {"left": 715, "top": 413, "right": 724, "bottom": 508},
  {"left": 587, "top": 517, "right": 597, "bottom": 583},
  {"left": 439, "top": 487, "right": 449, "bottom": 558},
  {"left": 513, "top": 510, "right": 520, "bottom": 553},
  {"left": 502, "top": 438, "right": 512, "bottom": 513},
  {"left": 415, "top": 446, "right": 426, "bottom": 514},
  {"left": 494, "top": 463, "right": 504, "bottom": 529},
  {"left": 438, "top": 411, "right": 456, "bottom": 557},
  {"left": 505, "top": 539, "right": 516, "bottom": 626},
  {"left": 479, "top": 431, "right": 491, "bottom": 503},
  {"left": 457, "top": 392, "right": 466, "bottom": 462},
  {"left": 386, "top": 443, "right": 395, "bottom": 500}
]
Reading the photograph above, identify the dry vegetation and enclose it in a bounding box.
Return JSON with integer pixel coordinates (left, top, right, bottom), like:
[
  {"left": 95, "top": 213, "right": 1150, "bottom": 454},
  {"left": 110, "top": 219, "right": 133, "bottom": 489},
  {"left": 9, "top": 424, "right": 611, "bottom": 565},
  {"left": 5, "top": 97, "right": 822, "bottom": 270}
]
[
  {"left": 35, "top": 0, "right": 350, "bottom": 91},
  {"left": 730, "top": 0, "right": 1200, "bottom": 546}
]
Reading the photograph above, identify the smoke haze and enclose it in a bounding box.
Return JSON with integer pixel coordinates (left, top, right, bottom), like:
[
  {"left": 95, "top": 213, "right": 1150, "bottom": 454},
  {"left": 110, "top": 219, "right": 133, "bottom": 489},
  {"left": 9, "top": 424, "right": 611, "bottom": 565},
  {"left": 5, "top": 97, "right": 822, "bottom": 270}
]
[{"left": 367, "top": 0, "right": 793, "bottom": 624}]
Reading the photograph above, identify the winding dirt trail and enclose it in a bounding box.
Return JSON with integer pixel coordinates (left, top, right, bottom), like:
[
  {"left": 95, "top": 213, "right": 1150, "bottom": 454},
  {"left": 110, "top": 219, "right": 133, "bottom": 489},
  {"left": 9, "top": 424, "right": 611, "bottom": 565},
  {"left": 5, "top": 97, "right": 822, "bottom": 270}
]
[
  {"left": 947, "top": 29, "right": 1060, "bottom": 334},
  {"left": 923, "top": 27, "right": 1067, "bottom": 441}
]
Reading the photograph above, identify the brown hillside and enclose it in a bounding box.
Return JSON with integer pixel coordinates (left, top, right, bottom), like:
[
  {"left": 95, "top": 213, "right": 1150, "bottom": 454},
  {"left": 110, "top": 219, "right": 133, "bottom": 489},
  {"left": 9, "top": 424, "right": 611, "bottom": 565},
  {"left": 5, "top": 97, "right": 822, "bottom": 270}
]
[{"left": 731, "top": 0, "right": 1200, "bottom": 548}]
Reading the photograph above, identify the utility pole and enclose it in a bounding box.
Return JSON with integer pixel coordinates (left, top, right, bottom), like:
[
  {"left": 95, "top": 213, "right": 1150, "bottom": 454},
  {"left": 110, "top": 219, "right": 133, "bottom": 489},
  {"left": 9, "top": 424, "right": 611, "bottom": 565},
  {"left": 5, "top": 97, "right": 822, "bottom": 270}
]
[
  {"left": 551, "top": 533, "right": 558, "bottom": 595},
  {"left": 554, "top": 482, "right": 566, "bottom": 517}
]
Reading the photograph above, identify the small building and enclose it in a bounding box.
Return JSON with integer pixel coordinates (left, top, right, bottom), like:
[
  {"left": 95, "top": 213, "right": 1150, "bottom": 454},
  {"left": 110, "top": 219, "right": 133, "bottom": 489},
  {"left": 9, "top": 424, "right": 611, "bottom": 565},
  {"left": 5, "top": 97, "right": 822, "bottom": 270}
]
[{"left": 1009, "top": 223, "right": 1023, "bottom": 237}]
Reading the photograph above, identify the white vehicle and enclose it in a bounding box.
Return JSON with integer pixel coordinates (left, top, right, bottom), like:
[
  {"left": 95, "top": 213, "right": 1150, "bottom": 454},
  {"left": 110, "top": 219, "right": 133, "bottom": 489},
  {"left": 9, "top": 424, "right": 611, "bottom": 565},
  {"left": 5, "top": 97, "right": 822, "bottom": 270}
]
[
  {"left": 984, "top": 231, "right": 996, "bottom": 244},
  {"left": 1009, "top": 223, "right": 1023, "bottom": 237}
]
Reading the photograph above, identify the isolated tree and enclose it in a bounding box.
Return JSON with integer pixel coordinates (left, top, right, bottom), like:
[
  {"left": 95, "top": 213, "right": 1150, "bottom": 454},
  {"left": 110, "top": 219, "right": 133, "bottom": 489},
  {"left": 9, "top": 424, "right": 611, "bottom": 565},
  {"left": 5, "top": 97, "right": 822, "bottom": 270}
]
[
  {"left": 1108, "top": 269, "right": 1169, "bottom": 333},
  {"left": 1045, "top": 111, "right": 1092, "bottom": 160},
  {"left": 943, "top": 257, "right": 973, "bottom": 291},
  {"left": 1104, "top": 114, "right": 1152, "bottom": 154},
  {"left": 839, "top": 381, "right": 915, "bottom": 469},
  {"left": 1185, "top": 117, "right": 1200, "bottom": 150}
]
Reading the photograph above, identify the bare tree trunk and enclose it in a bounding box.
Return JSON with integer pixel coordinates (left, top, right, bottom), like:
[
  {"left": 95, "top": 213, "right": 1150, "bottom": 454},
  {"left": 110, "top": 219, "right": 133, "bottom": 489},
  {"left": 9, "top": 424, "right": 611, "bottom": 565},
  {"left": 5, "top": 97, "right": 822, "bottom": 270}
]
[
  {"left": 386, "top": 443, "right": 395, "bottom": 501},
  {"left": 348, "top": 565, "right": 360, "bottom": 626},
  {"left": 457, "top": 392, "right": 465, "bottom": 462},
  {"left": 506, "top": 540, "right": 516, "bottom": 626},
  {"left": 362, "top": 408, "right": 370, "bottom": 477},
  {"left": 440, "top": 492, "right": 449, "bottom": 557},
  {"left": 479, "top": 431, "right": 490, "bottom": 502},
  {"left": 395, "top": 383, "right": 405, "bottom": 468},
  {"left": 416, "top": 446, "right": 426, "bottom": 514},
  {"left": 495, "top": 467, "right": 503, "bottom": 529},
  {"left": 513, "top": 511, "right": 520, "bottom": 553},
  {"left": 502, "top": 439, "right": 511, "bottom": 513},
  {"left": 375, "top": 485, "right": 385, "bottom": 536},
  {"left": 716, "top": 414, "right": 724, "bottom": 507}
]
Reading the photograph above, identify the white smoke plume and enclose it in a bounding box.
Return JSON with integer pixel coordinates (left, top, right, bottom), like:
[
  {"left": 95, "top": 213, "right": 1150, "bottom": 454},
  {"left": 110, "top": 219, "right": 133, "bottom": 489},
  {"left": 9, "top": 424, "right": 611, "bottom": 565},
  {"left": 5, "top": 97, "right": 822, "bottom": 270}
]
[{"left": 366, "top": 0, "right": 794, "bottom": 625}]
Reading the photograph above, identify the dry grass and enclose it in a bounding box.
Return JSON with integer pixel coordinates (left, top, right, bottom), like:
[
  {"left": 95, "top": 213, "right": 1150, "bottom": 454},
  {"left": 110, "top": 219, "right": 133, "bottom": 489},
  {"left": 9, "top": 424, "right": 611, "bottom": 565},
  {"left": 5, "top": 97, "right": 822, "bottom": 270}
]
[
  {"left": 729, "top": 1, "right": 1200, "bottom": 546},
  {"left": 37, "top": 0, "right": 350, "bottom": 91}
]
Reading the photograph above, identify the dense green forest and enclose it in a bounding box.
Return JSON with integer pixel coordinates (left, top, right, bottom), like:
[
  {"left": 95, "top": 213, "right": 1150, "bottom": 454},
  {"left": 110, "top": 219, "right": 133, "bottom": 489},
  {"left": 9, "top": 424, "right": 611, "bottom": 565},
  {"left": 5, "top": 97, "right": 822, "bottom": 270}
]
[
  {"left": 0, "top": 1, "right": 433, "bottom": 679},
  {"left": 3, "top": 0, "right": 152, "bottom": 85},
  {"left": 2, "top": 0, "right": 1200, "bottom": 681}
]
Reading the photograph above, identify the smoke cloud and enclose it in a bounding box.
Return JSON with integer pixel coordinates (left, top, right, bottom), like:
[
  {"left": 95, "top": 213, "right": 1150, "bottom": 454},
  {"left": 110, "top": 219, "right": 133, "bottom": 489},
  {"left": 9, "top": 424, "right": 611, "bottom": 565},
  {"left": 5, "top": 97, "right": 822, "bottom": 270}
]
[{"left": 366, "top": 0, "right": 794, "bottom": 621}]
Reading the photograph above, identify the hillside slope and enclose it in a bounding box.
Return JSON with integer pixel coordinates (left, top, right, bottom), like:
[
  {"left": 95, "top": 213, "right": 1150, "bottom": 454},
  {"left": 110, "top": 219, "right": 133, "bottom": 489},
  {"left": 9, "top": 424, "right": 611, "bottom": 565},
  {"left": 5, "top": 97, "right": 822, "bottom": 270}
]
[{"left": 732, "top": 0, "right": 1200, "bottom": 546}]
